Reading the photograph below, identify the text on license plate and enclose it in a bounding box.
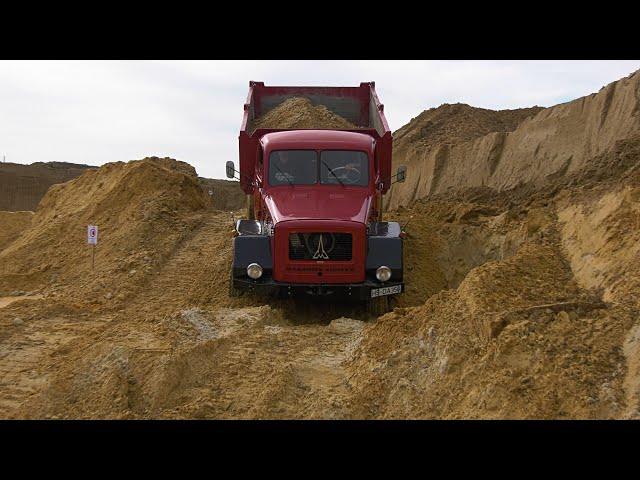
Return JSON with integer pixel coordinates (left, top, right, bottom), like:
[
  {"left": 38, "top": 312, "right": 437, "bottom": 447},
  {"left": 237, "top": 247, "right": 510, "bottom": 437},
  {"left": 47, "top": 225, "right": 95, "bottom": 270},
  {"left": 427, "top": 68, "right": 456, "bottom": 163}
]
[{"left": 371, "top": 285, "right": 402, "bottom": 298}]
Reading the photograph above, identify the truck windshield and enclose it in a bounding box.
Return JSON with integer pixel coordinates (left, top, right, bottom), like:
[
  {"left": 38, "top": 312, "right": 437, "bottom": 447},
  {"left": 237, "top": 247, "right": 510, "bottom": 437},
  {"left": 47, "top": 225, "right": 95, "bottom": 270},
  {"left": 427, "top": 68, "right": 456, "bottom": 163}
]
[
  {"left": 269, "top": 150, "right": 317, "bottom": 186},
  {"left": 320, "top": 151, "right": 369, "bottom": 186},
  {"left": 268, "top": 150, "right": 370, "bottom": 186}
]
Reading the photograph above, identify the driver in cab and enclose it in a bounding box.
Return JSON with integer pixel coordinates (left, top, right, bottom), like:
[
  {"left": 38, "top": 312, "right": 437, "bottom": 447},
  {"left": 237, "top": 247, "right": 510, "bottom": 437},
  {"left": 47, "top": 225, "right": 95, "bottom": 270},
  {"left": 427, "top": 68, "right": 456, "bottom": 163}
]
[{"left": 273, "top": 151, "right": 296, "bottom": 184}]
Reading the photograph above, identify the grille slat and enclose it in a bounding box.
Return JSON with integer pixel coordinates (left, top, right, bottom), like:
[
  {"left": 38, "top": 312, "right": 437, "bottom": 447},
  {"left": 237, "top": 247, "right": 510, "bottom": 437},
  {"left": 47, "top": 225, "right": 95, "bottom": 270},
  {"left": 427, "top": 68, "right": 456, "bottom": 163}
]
[{"left": 289, "top": 232, "right": 352, "bottom": 261}]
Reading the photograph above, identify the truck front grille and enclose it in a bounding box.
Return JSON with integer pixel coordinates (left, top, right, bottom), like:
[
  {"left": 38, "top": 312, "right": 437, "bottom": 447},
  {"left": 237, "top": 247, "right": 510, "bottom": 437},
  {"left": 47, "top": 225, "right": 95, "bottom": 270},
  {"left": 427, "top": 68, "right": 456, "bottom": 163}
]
[{"left": 289, "top": 233, "right": 352, "bottom": 261}]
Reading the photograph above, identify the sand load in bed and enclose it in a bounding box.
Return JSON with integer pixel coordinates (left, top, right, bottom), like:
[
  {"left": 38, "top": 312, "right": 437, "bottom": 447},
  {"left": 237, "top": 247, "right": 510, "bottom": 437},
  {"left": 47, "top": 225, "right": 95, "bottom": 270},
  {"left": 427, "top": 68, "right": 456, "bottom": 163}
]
[{"left": 249, "top": 97, "right": 359, "bottom": 132}]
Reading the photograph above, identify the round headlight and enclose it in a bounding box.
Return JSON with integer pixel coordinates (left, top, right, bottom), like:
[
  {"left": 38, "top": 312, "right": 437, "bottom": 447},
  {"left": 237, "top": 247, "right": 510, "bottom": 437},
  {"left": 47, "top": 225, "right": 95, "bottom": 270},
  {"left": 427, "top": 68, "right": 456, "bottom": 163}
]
[
  {"left": 376, "top": 265, "right": 392, "bottom": 282},
  {"left": 247, "top": 263, "right": 263, "bottom": 280}
]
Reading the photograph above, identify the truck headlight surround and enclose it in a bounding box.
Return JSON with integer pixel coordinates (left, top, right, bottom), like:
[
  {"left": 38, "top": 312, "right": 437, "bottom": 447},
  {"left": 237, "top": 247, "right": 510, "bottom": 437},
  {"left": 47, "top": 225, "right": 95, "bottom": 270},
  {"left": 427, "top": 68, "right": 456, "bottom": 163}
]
[
  {"left": 376, "top": 265, "right": 392, "bottom": 282},
  {"left": 247, "top": 263, "right": 263, "bottom": 280}
]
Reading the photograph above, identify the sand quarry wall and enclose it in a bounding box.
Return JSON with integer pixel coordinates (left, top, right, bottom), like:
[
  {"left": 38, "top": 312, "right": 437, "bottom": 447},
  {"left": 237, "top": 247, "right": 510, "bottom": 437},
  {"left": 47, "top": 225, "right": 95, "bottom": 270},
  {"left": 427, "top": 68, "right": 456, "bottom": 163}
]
[
  {"left": 0, "top": 211, "right": 33, "bottom": 252},
  {"left": 0, "top": 160, "right": 245, "bottom": 214},
  {"left": 386, "top": 70, "right": 640, "bottom": 209},
  {"left": 350, "top": 69, "right": 640, "bottom": 419},
  {"left": 0, "top": 162, "right": 95, "bottom": 211},
  {"left": 198, "top": 178, "right": 246, "bottom": 212}
]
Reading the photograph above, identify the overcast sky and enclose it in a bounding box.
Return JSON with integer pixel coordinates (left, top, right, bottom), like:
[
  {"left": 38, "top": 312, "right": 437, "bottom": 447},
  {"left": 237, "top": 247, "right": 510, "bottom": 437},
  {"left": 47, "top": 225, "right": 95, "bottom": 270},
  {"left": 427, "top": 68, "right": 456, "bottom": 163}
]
[{"left": 1, "top": 60, "right": 639, "bottom": 179}]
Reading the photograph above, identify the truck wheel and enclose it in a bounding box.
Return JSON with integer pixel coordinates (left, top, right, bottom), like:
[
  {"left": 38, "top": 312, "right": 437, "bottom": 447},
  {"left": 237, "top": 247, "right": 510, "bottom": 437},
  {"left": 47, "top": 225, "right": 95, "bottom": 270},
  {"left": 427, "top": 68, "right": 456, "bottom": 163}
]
[
  {"left": 228, "top": 268, "right": 241, "bottom": 298},
  {"left": 366, "top": 296, "right": 390, "bottom": 317}
]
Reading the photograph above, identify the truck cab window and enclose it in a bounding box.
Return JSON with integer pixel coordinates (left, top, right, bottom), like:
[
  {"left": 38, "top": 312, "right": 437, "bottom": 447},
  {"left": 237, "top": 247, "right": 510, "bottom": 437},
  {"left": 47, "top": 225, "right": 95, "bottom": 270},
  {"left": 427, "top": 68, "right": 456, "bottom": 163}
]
[
  {"left": 269, "top": 150, "right": 317, "bottom": 186},
  {"left": 320, "top": 151, "right": 369, "bottom": 186}
]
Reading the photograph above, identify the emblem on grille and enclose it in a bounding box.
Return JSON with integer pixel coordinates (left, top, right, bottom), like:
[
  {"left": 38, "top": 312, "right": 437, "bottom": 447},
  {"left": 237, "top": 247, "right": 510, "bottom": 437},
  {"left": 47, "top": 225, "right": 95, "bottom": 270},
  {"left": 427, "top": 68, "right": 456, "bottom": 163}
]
[{"left": 312, "top": 234, "right": 330, "bottom": 260}]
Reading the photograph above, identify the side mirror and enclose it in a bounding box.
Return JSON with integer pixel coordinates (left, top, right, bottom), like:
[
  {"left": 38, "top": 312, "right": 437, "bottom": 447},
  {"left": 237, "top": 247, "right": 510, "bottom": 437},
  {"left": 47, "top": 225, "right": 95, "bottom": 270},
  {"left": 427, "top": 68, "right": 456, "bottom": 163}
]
[
  {"left": 226, "top": 161, "right": 235, "bottom": 179},
  {"left": 396, "top": 165, "right": 407, "bottom": 183}
]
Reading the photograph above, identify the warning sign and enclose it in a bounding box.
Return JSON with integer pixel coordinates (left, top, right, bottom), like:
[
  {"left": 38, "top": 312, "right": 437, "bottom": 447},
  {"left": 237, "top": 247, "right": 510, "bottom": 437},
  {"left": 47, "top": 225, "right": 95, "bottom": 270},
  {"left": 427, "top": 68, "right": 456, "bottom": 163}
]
[{"left": 87, "top": 225, "right": 98, "bottom": 245}]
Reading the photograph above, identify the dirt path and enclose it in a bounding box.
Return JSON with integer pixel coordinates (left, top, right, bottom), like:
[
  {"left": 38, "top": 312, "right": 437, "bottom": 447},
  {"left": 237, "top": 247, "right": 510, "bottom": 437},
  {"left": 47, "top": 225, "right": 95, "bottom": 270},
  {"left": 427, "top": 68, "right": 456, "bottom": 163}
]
[
  {"left": 1, "top": 212, "right": 370, "bottom": 419},
  {"left": 149, "top": 309, "right": 365, "bottom": 419},
  {"left": 0, "top": 308, "right": 110, "bottom": 417},
  {"left": 0, "top": 212, "right": 236, "bottom": 418}
]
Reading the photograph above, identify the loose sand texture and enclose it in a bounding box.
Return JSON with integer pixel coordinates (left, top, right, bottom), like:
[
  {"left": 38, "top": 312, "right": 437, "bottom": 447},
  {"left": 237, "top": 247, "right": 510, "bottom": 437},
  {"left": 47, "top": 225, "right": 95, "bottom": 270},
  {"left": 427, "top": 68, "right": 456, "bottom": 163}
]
[
  {"left": 1, "top": 70, "right": 639, "bottom": 419},
  {"left": 249, "top": 97, "right": 358, "bottom": 132}
]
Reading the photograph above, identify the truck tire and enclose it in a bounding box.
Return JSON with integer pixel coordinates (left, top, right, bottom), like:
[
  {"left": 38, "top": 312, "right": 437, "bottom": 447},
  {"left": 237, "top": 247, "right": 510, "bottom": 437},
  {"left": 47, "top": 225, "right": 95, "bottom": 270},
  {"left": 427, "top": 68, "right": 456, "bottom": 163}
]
[{"left": 366, "top": 295, "right": 390, "bottom": 317}]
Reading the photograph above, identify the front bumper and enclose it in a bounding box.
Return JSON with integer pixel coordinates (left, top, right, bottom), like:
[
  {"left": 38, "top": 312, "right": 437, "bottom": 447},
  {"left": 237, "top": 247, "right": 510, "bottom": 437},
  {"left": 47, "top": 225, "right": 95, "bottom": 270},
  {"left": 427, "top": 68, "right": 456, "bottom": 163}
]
[{"left": 233, "top": 277, "right": 404, "bottom": 301}]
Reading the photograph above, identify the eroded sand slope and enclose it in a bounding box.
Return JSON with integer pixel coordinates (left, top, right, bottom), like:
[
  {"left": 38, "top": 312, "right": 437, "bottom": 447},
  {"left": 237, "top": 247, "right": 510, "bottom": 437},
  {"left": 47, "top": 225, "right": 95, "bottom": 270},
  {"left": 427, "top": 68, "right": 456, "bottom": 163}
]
[{"left": 386, "top": 70, "right": 640, "bottom": 209}]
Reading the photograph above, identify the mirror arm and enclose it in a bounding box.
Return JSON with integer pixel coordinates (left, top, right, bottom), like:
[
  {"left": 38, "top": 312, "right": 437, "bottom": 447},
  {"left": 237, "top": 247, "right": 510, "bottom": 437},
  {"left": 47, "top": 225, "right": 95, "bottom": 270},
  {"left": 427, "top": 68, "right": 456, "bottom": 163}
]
[
  {"left": 390, "top": 175, "right": 406, "bottom": 185},
  {"left": 232, "top": 167, "right": 258, "bottom": 188},
  {"left": 227, "top": 161, "right": 258, "bottom": 189}
]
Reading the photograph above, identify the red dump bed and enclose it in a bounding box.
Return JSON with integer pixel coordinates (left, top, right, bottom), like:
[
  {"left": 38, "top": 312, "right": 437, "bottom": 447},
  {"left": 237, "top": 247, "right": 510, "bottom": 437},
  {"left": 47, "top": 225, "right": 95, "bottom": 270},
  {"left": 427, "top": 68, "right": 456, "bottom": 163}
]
[{"left": 238, "top": 81, "right": 392, "bottom": 194}]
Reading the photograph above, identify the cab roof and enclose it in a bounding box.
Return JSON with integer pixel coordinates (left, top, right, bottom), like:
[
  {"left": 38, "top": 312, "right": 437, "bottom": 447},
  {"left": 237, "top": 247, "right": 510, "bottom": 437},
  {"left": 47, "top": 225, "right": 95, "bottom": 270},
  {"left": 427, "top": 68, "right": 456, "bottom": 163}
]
[{"left": 260, "top": 130, "right": 375, "bottom": 154}]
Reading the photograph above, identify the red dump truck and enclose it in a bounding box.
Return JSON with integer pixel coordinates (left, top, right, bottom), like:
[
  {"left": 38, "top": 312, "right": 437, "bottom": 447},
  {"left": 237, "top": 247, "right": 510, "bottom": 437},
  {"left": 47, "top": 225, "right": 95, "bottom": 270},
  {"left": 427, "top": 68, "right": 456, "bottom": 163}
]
[{"left": 227, "top": 82, "right": 406, "bottom": 314}]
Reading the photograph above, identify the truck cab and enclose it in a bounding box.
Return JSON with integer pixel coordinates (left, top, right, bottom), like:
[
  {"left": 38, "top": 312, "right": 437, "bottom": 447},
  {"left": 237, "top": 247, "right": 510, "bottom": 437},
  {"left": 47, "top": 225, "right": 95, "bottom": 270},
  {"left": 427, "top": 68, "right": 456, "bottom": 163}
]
[{"left": 227, "top": 82, "right": 406, "bottom": 312}]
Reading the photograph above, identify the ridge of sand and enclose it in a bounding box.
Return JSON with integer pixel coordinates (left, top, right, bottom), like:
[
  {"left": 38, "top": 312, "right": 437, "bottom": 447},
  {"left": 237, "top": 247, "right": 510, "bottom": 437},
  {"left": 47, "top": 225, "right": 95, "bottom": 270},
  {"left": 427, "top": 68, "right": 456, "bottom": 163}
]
[{"left": 0, "top": 162, "right": 94, "bottom": 211}]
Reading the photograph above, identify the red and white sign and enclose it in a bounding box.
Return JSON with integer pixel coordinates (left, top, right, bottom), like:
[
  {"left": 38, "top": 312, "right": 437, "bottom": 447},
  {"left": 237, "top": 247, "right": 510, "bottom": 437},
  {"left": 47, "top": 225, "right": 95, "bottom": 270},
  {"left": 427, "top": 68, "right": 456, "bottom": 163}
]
[{"left": 87, "top": 225, "right": 98, "bottom": 245}]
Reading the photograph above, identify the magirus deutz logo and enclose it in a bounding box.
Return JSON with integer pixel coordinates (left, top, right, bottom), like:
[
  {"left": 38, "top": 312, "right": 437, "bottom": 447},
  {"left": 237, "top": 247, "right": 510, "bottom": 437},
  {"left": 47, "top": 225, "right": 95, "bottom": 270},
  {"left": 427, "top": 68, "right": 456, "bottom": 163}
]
[{"left": 312, "top": 234, "right": 330, "bottom": 260}]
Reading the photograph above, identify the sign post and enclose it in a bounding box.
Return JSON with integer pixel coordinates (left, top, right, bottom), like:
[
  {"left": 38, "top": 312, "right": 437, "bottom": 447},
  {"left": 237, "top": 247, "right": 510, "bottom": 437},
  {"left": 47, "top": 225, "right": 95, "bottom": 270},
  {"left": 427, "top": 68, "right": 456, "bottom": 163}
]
[{"left": 87, "top": 225, "right": 98, "bottom": 270}]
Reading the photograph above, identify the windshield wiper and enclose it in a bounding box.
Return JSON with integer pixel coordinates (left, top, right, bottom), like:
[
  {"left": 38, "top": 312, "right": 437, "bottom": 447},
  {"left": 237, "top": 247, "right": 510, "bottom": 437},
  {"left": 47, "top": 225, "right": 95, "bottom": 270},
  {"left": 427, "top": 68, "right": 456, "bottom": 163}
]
[
  {"left": 322, "top": 161, "right": 344, "bottom": 187},
  {"left": 273, "top": 162, "right": 294, "bottom": 186}
]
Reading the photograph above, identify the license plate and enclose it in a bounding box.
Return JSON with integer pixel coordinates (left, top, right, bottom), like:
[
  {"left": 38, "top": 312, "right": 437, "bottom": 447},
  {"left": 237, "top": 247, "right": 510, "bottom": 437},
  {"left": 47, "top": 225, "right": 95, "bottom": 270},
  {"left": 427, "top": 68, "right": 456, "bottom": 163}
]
[{"left": 371, "top": 285, "right": 402, "bottom": 298}]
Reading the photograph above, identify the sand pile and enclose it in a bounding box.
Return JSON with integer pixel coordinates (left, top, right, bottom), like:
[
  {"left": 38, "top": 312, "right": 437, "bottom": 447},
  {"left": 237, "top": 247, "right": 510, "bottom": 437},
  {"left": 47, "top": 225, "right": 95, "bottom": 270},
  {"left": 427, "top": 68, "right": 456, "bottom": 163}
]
[
  {"left": 0, "top": 157, "right": 209, "bottom": 304},
  {"left": 387, "top": 70, "right": 640, "bottom": 209},
  {"left": 347, "top": 186, "right": 639, "bottom": 418},
  {"left": 249, "top": 97, "right": 358, "bottom": 132}
]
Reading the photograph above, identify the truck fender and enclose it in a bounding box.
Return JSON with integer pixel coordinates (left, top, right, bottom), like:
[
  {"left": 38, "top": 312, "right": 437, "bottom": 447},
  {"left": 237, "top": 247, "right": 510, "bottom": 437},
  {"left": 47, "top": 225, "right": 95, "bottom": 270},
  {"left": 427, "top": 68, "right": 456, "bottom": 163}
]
[
  {"left": 232, "top": 236, "right": 273, "bottom": 279},
  {"left": 366, "top": 222, "right": 403, "bottom": 282}
]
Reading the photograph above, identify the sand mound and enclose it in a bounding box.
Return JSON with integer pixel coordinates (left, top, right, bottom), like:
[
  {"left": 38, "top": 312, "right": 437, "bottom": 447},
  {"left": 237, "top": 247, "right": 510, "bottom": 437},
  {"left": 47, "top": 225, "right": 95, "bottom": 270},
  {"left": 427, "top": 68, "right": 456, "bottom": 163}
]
[
  {"left": 249, "top": 97, "right": 358, "bottom": 132},
  {"left": 0, "top": 157, "right": 209, "bottom": 302},
  {"left": 394, "top": 103, "right": 543, "bottom": 152},
  {"left": 348, "top": 190, "right": 638, "bottom": 418},
  {"left": 0, "top": 160, "right": 244, "bottom": 215}
]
